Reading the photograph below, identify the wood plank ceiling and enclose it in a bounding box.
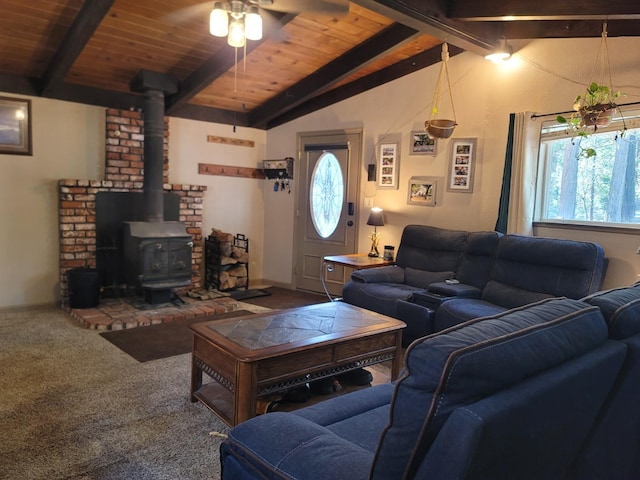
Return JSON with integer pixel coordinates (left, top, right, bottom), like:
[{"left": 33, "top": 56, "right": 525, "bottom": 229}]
[{"left": 0, "top": 0, "right": 638, "bottom": 129}]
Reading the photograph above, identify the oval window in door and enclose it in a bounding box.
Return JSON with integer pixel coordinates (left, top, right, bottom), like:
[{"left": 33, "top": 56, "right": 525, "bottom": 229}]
[{"left": 310, "top": 152, "right": 344, "bottom": 238}]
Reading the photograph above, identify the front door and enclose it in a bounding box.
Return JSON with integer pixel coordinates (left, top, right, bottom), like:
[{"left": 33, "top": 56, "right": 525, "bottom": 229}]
[{"left": 294, "top": 130, "right": 362, "bottom": 295}]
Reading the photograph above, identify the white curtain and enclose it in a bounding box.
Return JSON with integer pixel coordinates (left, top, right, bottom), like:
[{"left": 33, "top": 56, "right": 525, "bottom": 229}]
[{"left": 506, "top": 112, "right": 542, "bottom": 234}]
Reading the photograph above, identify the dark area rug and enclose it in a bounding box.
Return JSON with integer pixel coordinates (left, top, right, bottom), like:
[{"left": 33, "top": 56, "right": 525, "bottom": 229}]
[
  {"left": 229, "top": 288, "right": 272, "bottom": 301},
  {"left": 100, "top": 310, "right": 252, "bottom": 362},
  {"left": 239, "top": 286, "right": 327, "bottom": 309}
]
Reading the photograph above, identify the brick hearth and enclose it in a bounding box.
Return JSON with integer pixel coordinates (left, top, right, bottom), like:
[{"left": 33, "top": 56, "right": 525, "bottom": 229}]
[
  {"left": 58, "top": 108, "right": 207, "bottom": 316},
  {"left": 69, "top": 295, "right": 241, "bottom": 330}
]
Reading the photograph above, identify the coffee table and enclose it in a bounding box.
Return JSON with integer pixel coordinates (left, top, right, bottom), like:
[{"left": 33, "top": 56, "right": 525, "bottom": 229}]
[{"left": 190, "top": 302, "right": 405, "bottom": 426}]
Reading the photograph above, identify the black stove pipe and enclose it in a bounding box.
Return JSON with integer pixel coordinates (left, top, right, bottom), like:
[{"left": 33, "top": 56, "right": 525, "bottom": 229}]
[
  {"left": 130, "top": 70, "right": 178, "bottom": 223},
  {"left": 142, "top": 88, "right": 165, "bottom": 223}
]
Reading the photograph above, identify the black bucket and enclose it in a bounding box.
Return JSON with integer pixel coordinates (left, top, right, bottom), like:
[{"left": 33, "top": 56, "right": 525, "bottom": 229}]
[{"left": 67, "top": 268, "right": 100, "bottom": 309}]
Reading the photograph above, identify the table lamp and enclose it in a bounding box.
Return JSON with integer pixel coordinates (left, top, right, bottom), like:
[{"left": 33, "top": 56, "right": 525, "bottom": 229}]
[{"left": 366, "top": 207, "right": 384, "bottom": 257}]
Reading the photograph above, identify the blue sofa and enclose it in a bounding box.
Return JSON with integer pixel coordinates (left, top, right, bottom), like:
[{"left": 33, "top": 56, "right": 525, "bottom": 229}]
[
  {"left": 342, "top": 225, "right": 607, "bottom": 346},
  {"left": 219, "top": 296, "right": 628, "bottom": 480},
  {"left": 570, "top": 283, "right": 640, "bottom": 480}
]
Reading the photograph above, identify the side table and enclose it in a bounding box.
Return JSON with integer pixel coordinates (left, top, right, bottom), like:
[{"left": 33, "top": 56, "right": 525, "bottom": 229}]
[{"left": 322, "top": 253, "right": 394, "bottom": 301}]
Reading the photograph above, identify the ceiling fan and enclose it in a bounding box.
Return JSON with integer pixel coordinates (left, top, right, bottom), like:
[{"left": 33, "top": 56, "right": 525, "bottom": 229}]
[
  {"left": 206, "top": 0, "right": 350, "bottom": 47},
  {"left": 166, "top": 0, "right": 349, "bottom": 23}
]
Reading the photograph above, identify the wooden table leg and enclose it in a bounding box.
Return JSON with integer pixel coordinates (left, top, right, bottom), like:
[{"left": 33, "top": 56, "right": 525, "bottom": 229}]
[
  {"left": 190, "top": 351, "right": 202, "bottom": 402},
  {"left": 390, "top": 331, "right": 403, "bottom": 381},
  {"left": 234, "top": 361, "right": 257, "bottom": 425}
]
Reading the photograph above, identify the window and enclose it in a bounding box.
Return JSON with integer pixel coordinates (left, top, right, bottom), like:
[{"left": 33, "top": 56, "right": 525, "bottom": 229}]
[
  {"left": 310, "top": 152, "right": 344, "bottom": 238},
  {"left": 538, "top": 111, "right": 640, "bottom": 226}
]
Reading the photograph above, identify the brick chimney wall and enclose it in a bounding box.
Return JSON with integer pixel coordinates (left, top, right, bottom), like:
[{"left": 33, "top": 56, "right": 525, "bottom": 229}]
[{"left": 57, "top": 108, "right": 206, "bottom": 305}]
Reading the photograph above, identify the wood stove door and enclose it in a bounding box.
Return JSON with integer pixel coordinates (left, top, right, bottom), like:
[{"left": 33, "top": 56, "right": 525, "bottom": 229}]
[
  {"left": 141, "top": 240, "right": 169, "bottom": 283},
  {"left": 168, "top": 238, "right": 192, "bottom": 277}
]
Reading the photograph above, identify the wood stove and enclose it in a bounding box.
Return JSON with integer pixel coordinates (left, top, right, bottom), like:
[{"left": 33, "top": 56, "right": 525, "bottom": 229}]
[
  {"left": 119, "top": 69, "right": 192, "bottom": 304},
  {"left": 123, "top": 221, "right": 192, "bottom": 304}
]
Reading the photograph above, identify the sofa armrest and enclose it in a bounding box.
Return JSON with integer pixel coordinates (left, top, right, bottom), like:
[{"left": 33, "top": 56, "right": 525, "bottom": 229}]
[
  {"left": 412, "top": 291, "right": 451, "bottom": 310},
  {"left": 221, "top": 412, "right": 373, "bottom": 480},
  {"left": 351, "top": 265, "right": 405, "bottom": 283},
  {"left": 396, "top": 300, "right": 435, "bottom": 347},
  {"left": 428, "top": 282, "right": 482, "bottom": 298}
]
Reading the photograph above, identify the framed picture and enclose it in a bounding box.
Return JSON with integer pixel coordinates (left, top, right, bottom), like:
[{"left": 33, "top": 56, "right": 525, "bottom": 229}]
[
  {"left": 0, "top": 97, "right": 32, "bottom": 155},
  {"left": 409, "top": 131, "right": 437, "bottom": 156},
  {"left": 407, "top": 176, "right": 437, "bottom": 206},
  {"left": 377, "top": 142, "right": 399, "bottom": 188},
  {"left": 447, "top": 138, "right": 477, "bottom": 193}
]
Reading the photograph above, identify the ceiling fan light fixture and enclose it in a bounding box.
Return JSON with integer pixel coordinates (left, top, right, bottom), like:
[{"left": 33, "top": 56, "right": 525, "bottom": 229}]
[
  {"left": 210, "top": 3, "right": 229, "bottom": 37},
  {"left": 244, "top": 6, "right": 263, "bottom": 41},
  {"left": 227, "top": 19, "right": 246, "bottom": 47},
  {"left": 485, "top": 38, "right": 513, "bottom": 63}
]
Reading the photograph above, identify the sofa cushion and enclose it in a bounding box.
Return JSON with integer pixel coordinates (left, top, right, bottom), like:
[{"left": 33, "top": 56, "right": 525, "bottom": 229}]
[
  {"left": 484, "top": 235, "right": 606, "bottom": 306},
  {"left": 341, "top": 281, "right": 424, "bottom": 317},
  {"left": 582, "top": 283, "right": 640, "bottom": 339},
  {"left": 434, "top": 299, "right": 507, "bottom": 331},
  {"left": 454, "top": 231, "right": 502, "bottom": 289},
  {"left": 395, "top": 225, "right": 468, "bottom": 271},
  {"left": 370, "top": 297, "right": 609, "bottom": 480},
  {"left": 404, "top": 268, "right": 453, "bottom": 288},
  {"left": 350, "top": 265, "right": 405, "bottom": 283},
  {"left": 222, "top": 413, "right": 374, "bottom": 480},
  {"left": 481, "top": 281, "right": 555, "bottom": 309},
  {"left": 293, "top": 383, "right": 394, "bottom": 452}
]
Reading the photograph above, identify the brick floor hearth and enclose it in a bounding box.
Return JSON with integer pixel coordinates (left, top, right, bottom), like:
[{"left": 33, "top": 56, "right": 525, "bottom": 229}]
[{"left": 66, "top": 294, "right": 242, "bottom": 330}]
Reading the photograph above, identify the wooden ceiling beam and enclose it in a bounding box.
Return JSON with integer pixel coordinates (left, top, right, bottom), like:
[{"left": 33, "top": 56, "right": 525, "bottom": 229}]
[
  {"left": 266, "top": 44, "right": 464, "bottom": 129},
  {"left": 0, "top": 73, "right": 39, "bottom": 96},
  {"left": 353, "top": 0, "right": 497, "bottom": 55},
  {"left": 165, "top": 12, "right": 297, "bottom": 115},
  {"left": 249, "top": 23, "right": 420, "bottom": 129},
  {"left": 47, "top": 83, "right": 144, "bottom": 112},
  {"left": 39, "top": 0, "right": 115, "bottom": 96},
  {"left": 450, "top": 0, "right": 640, "bottom": 21},
  {"left": 499, "top": 20, "right": 640, "bottom": 39},
  {"left": 167, "top": 103, "right": 250, "bottom": 128}
]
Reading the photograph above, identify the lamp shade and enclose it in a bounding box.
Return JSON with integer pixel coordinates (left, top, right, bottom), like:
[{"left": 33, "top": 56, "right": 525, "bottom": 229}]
[
  {"left": 209, "top": 4, "right": 229, "bottom": 37},
  {"left": 244, "top": 6, "right": 262, "bottom": 41},
  {"left": 367, "top": 207, "right": 384, "bottom": 227},
  {"left": 227, "top": 19, "right": 245, "bottom": 47}
]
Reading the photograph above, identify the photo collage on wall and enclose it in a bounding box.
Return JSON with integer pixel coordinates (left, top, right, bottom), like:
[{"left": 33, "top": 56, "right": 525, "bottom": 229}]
[{"left": 447, "top": 138, "right": 476, "bottom": 193}]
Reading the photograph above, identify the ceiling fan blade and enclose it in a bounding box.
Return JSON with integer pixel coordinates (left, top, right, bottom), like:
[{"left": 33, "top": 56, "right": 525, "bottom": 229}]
[{"left": 258, "top": 0, "right": 349, "bottom": 14}]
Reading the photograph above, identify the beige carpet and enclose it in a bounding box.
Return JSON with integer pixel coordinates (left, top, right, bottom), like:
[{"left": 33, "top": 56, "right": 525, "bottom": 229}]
[
  {"left": 0, "top": 306, "right": 237, "bottom": 480},
  {"left": 0, "top": 299, "right": 390, "bottom": 479}
]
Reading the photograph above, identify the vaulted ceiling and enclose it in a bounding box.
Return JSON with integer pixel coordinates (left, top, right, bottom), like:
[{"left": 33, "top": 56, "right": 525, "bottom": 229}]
[{"left": 0, "top": 0, "right": 637, "bottom": 129}]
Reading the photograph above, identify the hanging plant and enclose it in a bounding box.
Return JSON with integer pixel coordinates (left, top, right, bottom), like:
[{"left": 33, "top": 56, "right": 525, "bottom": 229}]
[
  {"left": 425, "top": 43, "right": 457, "bottom": 139},
  {"left": 556, "top": 24, "right": 625, "bottom": 158}
]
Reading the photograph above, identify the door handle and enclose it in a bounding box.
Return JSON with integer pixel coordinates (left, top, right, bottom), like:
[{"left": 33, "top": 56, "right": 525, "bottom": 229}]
[{"left": 348, "top": 202, "right": 354, "bottom": 216}]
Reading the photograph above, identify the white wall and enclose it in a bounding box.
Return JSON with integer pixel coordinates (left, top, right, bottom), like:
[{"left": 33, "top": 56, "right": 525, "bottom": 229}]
[
  {"left": 0, "top": 96, "right": 105, "bottom": 308},
  {"left": 168, "top": 118, "right": 267, "bottom": 284},
  {"left": 264, "top": 37, "right": 640, "bottom": 290}
]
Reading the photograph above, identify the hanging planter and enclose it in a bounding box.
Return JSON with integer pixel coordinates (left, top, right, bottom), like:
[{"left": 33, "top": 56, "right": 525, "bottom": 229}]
[
  {"left": 576, "top": 83, "right": 618, "bottom": 127},
  {"left": 425, "top": 43, "right": 457, "bottom": 139},
  {"left": 556, "top": 24, "right": 625, "bottom": 158}
]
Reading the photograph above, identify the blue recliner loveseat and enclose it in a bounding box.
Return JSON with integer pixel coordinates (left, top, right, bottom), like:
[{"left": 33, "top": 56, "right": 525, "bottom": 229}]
[
  {"left": 342, "top": 224, "right": 607, "bottom": 346},
  {"left": 219, "top": 297, "right": 626, "bottom": 480}
]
